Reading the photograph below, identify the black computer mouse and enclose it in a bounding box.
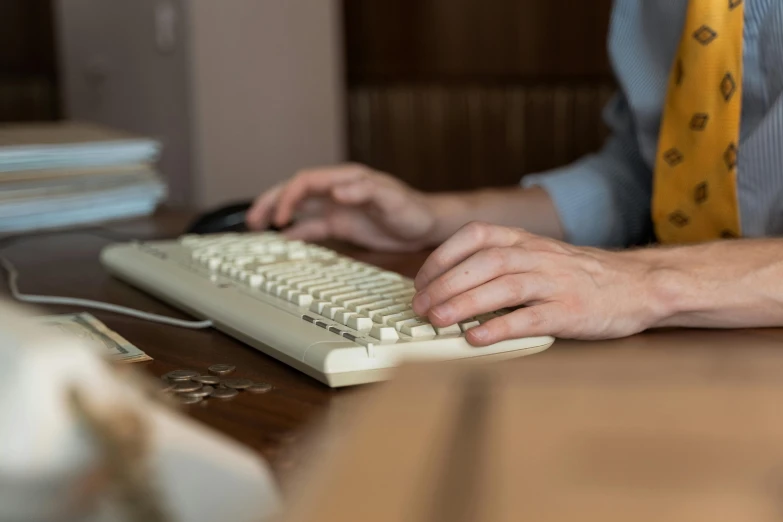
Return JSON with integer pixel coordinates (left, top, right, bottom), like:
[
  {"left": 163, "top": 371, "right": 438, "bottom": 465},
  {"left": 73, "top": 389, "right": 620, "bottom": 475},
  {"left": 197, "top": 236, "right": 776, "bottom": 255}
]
[
  {"left": 186, "top": 201, "right": 287, "bottom": 234},
  {"left": 186, "top": 201, "right": 253, "bottom": 234}
]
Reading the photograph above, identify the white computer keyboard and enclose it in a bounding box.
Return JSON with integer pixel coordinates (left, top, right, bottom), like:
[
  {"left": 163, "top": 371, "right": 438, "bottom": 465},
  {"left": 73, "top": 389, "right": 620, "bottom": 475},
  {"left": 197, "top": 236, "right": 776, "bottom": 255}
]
[{"left": 100, "top": 233, "right": 554, "bottom": 387}]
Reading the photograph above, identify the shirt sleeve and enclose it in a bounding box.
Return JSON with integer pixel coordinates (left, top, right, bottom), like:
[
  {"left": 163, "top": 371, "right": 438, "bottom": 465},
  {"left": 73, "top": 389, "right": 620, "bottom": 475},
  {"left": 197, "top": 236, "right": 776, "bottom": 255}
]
[{"left": 521, "top": 93, "right": 654, "bottom": 248}]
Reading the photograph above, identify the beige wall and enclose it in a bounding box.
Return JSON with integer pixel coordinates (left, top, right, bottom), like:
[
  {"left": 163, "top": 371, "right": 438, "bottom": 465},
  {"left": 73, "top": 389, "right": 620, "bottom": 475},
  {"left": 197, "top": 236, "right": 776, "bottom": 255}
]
[
  {"left": 55, "top": 0, "right": 346, "bottom": 209},
  {"left": 188, "top": 0, "right": 346, "bottom": 208}
]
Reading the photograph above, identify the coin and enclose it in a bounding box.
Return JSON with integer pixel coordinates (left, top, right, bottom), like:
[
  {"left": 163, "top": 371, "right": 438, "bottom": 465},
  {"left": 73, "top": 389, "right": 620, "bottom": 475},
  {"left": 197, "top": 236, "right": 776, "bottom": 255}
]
[
  {"left": 210, "top": 388, "right": 239, "bottom": 400},
  {"left": 179, "top": 395, "right": 203, "bottom": 405},
  {"left": 208, "top": 364, "right": 236, "bottom": 376},
  {"left": 222, "top": 378, "right": 253, "bottom": 390},
  {"left": 159, "top": 379, "right": 175, "bottom": 393},
  {"left": 165, "top": 370, "right": 199, "bottom": 382},
  {"left": 246, "top": 383, "right": 273, "bottom": 394},
  {"left": 173, "top": 381, "right": 202, "bottom": 393},
  {"left": 182, "top": 386, "right": 214, "bottom": 398},
  {"left": 193, "top": 375, "right": 221, "bottom": 385}
]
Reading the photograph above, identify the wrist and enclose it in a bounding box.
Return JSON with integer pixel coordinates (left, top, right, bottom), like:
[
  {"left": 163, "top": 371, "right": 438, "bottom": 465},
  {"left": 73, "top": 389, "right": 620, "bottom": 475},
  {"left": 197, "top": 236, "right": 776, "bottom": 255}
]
[
  {"left": 626, "top": 246, "right": 701, "bottom": 328},
  {"left": 421, "top": 192, "right": 472, "bottom": 247}
]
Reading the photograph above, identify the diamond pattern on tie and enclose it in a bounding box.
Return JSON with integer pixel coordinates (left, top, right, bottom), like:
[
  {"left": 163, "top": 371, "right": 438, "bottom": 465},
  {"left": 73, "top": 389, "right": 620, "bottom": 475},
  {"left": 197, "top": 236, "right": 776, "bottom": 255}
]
[
  {"left": 729, "top": 0, "right": 743, "bottom": 10},
  {"left": 669, "top": 211, "right": 690, "bottom": 227},
  {"left": 721, "top": 229, "right": 738, "bottom": 239},
  {"left": 721, "top": 73, "right": 737, "bottom": 101},
  {"left": 689, "top": 113, "right": 709, "bottom": 130},
  {"left": 724, "top": 143, "right": 738, "bottom": 170},
  {"left": 693, "top": 25, "right": 718, "bottom": 45},
  {"left": 694, "top": 182, "right": 708, "bottom": 203},
  {"left": 663, "top": 148, "right": 684, "bottom": 167}
]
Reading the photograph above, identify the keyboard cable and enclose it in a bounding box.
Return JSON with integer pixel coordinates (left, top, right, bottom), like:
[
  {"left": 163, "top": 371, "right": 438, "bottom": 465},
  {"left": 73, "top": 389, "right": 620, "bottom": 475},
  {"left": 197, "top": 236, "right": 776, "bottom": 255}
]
[{"left": 0, "top": 255, "right": 214, "bottom": 330}]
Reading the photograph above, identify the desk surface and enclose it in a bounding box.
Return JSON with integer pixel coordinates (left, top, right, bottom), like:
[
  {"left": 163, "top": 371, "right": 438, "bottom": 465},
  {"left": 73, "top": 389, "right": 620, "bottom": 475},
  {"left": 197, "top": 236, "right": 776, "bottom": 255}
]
[{"left": 4, "top": 210, "right": 783, "bottom": 482}]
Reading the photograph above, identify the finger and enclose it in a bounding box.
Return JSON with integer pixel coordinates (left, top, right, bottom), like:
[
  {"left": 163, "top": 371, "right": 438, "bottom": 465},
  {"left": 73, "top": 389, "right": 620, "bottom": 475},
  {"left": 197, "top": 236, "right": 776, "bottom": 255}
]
[
  {"left": 332, "top": 177, "right": 434, "bottom": 240},
  {"left": 412, "top": 247, "right": 543, "bottom": 316},
  {"left": 465, "top": 304, "right": 561, "bottom": 347},
  {"left": 273, "top": 165, "right": 367, "bottom": 227},
  {"left": 281, "top": 219, "right": 331, "bottom": 242},
  {"left": 424, "top": 273, "right": 546, "bottom": 327},
  {"left": 331, "top": 177, "right": 409, "bottom": 215},
  {"left": 246, "top": 184, "right": 283, "bottom": 229},
  {"left": 413, "top": 222, "right": 526, "bottom": 291}
]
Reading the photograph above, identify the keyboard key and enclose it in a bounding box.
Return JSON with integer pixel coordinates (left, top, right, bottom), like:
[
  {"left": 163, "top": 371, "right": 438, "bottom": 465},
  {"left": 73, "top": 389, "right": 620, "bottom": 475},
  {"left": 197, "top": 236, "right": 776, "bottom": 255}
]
[
  {"left": 342, "top": 296, "right": 378, "bottom": 309},
  {"left": 386, "top": 311, "right": 418, "bottom": 330},
  {"left": 382, "top": 287, "right": 416, "bottom": 299},
  {"left": 434, "top": 324, "right": 462, "bottom": 336},
  {"left": 372, "top": 304, "right": 411, "bottom": 323},
  {"left": 347, "top": 314, "right": 373, "bottom": 332},
  {"left": 370, "top": 324, "right": 399, "bottom": 341},
  {"left": 309, "top": 300, "right": 330, "bottom": 314},
  {"left": 289, "top": 292, "right": 313, "bottom": 307},
  {"left": 459, "top": 320, "right": 480, "bottom": 332},
  {"left": 401, "top": 319, "right": 437, "bottom": 337},
  {"left": 331, "top": 290, "right": 369, "bottom": 305},
  {"left": 335, "top": 310, "right": 357, "bottom": 325},
  {"left": 313, "top": 283, "right": 350, "bottom": 298},
  {"left": 355, "top": 299, "right": 395, "bottom": 313},
  {"left": 357, "top": 279, "right": 399, "bottom": 291},
  {"left": 287, "top": 250, "right": 308, "bottom": 260},
  {"left": 248, "top": 274, "right": 264, "bottom": 288},
  {"left": 323, "top": 304, "right": 346, "bottom": 319}
]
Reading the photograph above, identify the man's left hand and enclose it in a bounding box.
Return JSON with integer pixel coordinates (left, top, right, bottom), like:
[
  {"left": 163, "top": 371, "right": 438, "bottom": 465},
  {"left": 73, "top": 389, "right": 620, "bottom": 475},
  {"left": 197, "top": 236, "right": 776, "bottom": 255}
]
[{"left": 411, "top": 222, "right": 666, "bottom": 345}]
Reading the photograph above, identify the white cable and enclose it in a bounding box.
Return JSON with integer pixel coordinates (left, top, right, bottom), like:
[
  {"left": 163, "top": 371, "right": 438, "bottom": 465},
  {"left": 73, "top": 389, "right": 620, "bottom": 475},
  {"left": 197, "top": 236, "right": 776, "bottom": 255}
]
[{"left": 0, "top": 256, "right": 214, "bottom": 330}]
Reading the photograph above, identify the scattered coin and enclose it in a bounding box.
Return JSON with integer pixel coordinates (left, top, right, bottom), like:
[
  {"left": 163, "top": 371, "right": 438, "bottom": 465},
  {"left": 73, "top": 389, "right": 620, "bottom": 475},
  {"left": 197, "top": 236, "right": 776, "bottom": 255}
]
[
  {"left": 179, "top": 395, "right": 203, "bottom": 405},
  {"left": 165, "top": 370, "right": 199, "bottom": 382},
  {"left": 222, "top": 378, "right": 253, "bottom": 390},
  {"left": 246, "top": 383, "right": 273, "bottom": 394},
  {"left": 182, "top": 386, "right": 214, "bottom": 398},
  {"left": 193, "top": 375, "right": 221, "bottom": 385},
  {"left": 173, "top": 381, "right": 202, "bottom": 393},
  {"left": 208, "top": 364, "right": 236, "bottom": 376},
  {"left": 210, "top": 388, "right": 239, "bottom": 400}
]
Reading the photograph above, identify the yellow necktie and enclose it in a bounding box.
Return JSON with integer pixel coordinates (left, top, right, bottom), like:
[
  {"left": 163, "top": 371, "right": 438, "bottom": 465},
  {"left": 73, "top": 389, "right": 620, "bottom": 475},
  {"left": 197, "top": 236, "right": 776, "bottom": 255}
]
[{"left": 652, "top": 0, "right": 744, "bottom": 244}]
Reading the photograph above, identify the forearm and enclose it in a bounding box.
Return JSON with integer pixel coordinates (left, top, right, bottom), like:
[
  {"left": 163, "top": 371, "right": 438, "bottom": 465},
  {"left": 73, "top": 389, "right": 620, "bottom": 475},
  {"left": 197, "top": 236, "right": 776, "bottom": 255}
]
[
  {"left": 424, "top": 186, "right": 564, "bottom": 245},
  {"left": 633, "top": 239, "right": 783, "bottom": 329}
]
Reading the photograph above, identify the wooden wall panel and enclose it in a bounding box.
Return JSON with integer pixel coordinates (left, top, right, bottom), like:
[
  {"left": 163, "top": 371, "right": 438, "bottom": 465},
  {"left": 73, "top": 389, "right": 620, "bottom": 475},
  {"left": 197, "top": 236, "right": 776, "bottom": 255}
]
[
  {"left": 0, "top": 0, "right": 60, "bottom": 122},
  {"left": 348, "top": 85, "right": 614, "bottom": 192},
  {"left": 343, "top": 0, "right": 616, "bottom": 191}
]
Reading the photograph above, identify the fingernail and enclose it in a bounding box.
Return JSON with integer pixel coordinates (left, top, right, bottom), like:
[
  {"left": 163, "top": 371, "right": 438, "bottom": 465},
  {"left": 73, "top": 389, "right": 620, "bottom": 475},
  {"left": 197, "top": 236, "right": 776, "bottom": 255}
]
[
  {"left": 413, "top": 292, "right": 430, "bottom": 313},
  {"left": 470, "top": 327, "right": 488, "bottom": 342},
  {"left": 430, "top": 304, "right": 451, "bottom": 323}
]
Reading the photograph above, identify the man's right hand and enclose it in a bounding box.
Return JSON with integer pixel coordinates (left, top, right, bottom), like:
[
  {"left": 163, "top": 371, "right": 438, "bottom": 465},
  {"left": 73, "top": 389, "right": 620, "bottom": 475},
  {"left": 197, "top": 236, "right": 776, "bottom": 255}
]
[{"left": 246, "top": 164, "right": 438, "bottom": 252}]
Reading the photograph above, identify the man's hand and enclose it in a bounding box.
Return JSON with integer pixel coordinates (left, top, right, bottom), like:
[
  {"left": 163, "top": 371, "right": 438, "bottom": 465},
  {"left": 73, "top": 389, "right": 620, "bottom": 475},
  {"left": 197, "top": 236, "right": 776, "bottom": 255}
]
[
  {"left": 411, "top": 222, "right": 666, "bottom": 345},
  {"left": 246, "top": 164, "right": 437, "bottom": 252}
]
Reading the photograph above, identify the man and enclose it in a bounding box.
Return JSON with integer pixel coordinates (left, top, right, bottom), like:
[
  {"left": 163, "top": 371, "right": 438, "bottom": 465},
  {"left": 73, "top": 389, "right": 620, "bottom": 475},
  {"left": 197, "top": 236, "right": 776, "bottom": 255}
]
[{"left": 247, "top": 0, "right": 783, "bottom": 346}]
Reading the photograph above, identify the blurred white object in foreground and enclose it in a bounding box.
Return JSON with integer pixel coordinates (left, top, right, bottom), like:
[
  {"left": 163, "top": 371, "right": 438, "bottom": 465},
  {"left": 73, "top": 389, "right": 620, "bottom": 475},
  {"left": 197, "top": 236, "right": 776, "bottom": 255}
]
[{"left": 0, "top": 299, "right": 281, "bottom": 522}]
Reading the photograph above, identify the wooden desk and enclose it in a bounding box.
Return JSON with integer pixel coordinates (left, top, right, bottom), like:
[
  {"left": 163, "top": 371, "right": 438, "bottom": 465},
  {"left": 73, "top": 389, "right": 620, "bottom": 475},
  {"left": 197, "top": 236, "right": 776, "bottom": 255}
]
[{"left": 4, "top": 210, "right": 783, "bottom": 484}]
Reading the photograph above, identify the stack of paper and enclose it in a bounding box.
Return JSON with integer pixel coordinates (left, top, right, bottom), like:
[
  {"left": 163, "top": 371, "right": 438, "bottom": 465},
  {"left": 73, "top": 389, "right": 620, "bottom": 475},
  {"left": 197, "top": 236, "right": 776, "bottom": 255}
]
[{"left": 0, "top": 121, "right": 167, "bottom": 233}]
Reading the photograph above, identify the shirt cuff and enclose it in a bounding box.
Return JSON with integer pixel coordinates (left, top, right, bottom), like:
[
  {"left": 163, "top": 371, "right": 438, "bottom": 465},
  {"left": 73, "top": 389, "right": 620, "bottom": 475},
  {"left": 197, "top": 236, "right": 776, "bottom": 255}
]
[{"left": 521, "top": 155, "right": 636, "bottom": 248}]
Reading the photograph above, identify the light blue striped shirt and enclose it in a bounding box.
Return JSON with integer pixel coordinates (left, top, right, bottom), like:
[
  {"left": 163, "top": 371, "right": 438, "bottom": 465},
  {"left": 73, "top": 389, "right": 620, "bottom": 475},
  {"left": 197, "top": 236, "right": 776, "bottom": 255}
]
[{"left": 522, "top": 0, "right": 783, "bottom": 247}]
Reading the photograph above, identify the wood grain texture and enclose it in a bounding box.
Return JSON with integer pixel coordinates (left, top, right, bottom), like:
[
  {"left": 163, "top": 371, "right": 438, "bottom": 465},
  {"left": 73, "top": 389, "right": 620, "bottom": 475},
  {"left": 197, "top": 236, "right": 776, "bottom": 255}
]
[
  {"left": 0, "top": 0, "right": 59, "bottom": 122},
  {"left": 347, "top": 84, "right": 615, "bottom": 191},
  {"left": 344, "top": 0, "right": 614, "bottom": 82},
  {"left": 344, "top": 0, "right": 617, "bottom": 192}
]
